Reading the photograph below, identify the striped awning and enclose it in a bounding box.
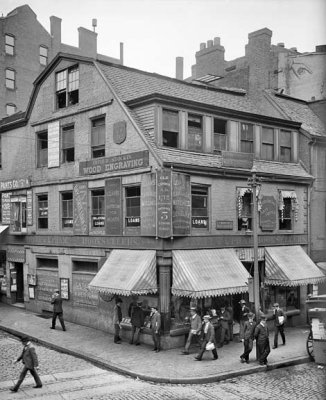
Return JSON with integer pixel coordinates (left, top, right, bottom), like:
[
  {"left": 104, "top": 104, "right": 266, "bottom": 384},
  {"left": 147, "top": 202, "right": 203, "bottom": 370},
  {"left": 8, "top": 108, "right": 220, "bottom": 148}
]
[
  {"left": 88, "top": 250, "right": 157, "bottom": 296},
  {"left": 265, "top": 246, "right": 326, "bottom": 286},
  {"left": 172, "top": 249, "right": 249, "bottom": 299}
]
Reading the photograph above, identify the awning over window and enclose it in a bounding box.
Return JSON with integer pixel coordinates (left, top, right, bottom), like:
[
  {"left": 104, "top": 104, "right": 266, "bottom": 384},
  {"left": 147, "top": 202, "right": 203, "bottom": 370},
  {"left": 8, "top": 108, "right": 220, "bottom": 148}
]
[
  {"left": 0, "top": 225, "right": 9, "bottom": 235},
  {"left": 88, "top": 250, "right": 157, "bottom": 296},
  {"left": 172, "top": 249, "right": 249, "bottom": 299},
  {"left": 265, "top": 246, "right": 326, "bottom": 286}
]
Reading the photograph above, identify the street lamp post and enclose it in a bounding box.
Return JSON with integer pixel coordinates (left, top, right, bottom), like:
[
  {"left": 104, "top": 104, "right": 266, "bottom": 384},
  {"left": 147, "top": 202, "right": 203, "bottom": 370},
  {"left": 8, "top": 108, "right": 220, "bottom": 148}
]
[{"left": 247, "top": 166, "right": 261, "bottom": 320}]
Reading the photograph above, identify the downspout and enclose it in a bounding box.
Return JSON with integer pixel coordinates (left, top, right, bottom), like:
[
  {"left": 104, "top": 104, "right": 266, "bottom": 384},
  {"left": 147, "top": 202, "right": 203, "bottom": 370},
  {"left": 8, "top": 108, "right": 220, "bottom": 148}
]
[{"left": 308, "top": 137, "right": 317, "bottom": 257}]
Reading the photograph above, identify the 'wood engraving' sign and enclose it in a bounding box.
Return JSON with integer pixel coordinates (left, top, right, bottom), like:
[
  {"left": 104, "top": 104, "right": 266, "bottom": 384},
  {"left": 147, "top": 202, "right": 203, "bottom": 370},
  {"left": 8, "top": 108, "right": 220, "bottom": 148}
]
[
  {"left": 260, "top": 195, "right": 277, "bottom": 231},
  {"left": 73, "top": 183, "right": 88, "bottom": 235},
  {"left": 172, "top": 173, "right": 191, "bottom": 236},
  {"left": 141, "top": 173, "right": 156, "bottom": 236},
  {"left": 157, "top": 169, "right": 172, "bottom": 238},
  {"left": 105, "top": 177, "right": 122, "bottom": 235}
]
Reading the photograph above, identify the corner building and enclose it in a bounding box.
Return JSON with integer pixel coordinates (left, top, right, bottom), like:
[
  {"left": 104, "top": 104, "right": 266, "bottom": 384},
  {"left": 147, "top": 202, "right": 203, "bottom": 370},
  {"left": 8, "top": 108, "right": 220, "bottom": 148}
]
[{"left": 0, "top": 54, "right": 325, "bottom": 348}]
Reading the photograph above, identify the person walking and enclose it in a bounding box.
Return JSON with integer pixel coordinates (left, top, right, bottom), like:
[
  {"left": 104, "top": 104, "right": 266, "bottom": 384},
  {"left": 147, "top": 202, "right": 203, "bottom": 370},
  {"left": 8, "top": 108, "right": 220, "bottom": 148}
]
[
  {"left": 181, "top": 306, "right": 202, "bottom": 355},
  {"left": 10, "top": 336, "right": 42, "bottom": 392},
  {"left": 113, "top": 297, "right": 123, "bottom": 344},
  {"left": 129, "top": 301, "right": 145, "bottom": 345},
  {"left": 254, "top": 314, "right": 270, "bottom": 366},
  {"left": 194, "top": 315, "right": 218, "bottom": 361},
  {"left": 239, "top": 299, "right": 249, "bottom": 342},
  {"left": 272, "top": 302, "right": 286, "bottom": 348},
  {"left": 226, "top": 302, "right": 234, "bottom": 341},
  {"left": 217, "top": 305, "right": 231, "bottom": 348},
  {"left": 240, "top": 312, "right": 256, "bottom": 364},
  {"left": 50, "top": 289, "right": 66, "bottom": 331},
  {"left": 150, "top": 305, "right": 161, "bottom": 352}
]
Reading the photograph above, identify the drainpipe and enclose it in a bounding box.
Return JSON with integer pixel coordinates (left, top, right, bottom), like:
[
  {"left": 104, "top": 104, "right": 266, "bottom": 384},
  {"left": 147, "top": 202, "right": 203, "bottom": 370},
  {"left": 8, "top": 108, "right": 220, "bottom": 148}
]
[{"left": 308, "top": 137, "right": 316, "bottom": 257}]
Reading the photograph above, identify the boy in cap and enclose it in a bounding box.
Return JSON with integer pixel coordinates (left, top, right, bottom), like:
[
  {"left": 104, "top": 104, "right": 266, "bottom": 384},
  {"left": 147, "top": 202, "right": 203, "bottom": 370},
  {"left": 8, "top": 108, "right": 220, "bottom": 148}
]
[
  {"left": 194, "top": 315, "right": 218, "bottom": 361},
  {"left": 10, "top": 336, "right": 42, "bottom": 392},
  {"left": 239, "top": 299, "right": 249, "bottom": 342},
  {"left": 240, "top": 312, "right": 256, "bottom": 364},
  {"left": 272, "top": 302, "right": 286, "bottom": 348},
  {"left": 113, "top": 297, "right": 123, "bottom": 344},
  {"left": 254, "top": 314, "right": 270, "bottom": 366},
  {"left": 181, "top": 306, "right": 202, "bottom": 355}
]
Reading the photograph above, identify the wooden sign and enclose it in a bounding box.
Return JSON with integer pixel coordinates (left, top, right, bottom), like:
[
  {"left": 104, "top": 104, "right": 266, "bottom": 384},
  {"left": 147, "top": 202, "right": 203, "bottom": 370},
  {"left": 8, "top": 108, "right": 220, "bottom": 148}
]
[
  {"left": 172, "top": 173, "right": 191, "bottom": 236},
  {"left": 157, "top": 169, "right": 172, "bottom": 238},
  {"left": 141, "top": 173, "right": 157, "bottom": 236},
  {"left": 105, "top": 177, "right": 122, "bottom": 235},
  {"left": 260, "top": 195, "right": 276, "bottom": 231},
  {"left": 48, "top": 121, "right": 60, "bottom": 168},
  {"left": 26, "top": 190, "right": 33, "bottom": 226},
  {"left": 216, "top": 220, "right": 233, "bottom": 230},
  {"left": 73, "top": 183, "right": 89, "bottom": 235},
  {"left": 113, "top": 121, "right": 127, "bottom": 144}
]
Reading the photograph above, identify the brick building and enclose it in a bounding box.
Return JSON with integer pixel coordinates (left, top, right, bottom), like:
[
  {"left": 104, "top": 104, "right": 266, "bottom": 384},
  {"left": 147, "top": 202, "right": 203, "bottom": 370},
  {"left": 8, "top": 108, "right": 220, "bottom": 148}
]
[
  {"left": 0, "top": 4, "right": 122, "bottom": 120},
  {"left": 0, "top": 52, "right": 325, "bottom": 347}
]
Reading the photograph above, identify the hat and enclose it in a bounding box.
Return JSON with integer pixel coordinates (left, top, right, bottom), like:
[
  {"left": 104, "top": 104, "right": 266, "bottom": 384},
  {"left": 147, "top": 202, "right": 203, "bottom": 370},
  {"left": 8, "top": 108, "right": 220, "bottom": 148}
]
[
  {"left": 190, "top": 307, "right": 197, "bottom": 310},
  {"left": 203, "top": 315, "right": 211, "bottom": 320},
  {"left": 260, "top": 314, "right": 267, "bottom": 320},
  {"left": 21, "top": 336, "right": 29, "bottom": 343},
  {"left": 55, "top": 289, "right": 60, "bottom": 293},
  {"left": 151, "top": 305, "right": 158, "bottom": 310},
  {"left": 115, "top": 297, "right": 122, "bottom": 304},
  {"left": 240, "top": 299, "right": 246, "bottom": 304},
  {"left": 248, "top": 312, "right": 255, "bottom": 319},
  {"left": 273, "top": 303, "right": 279, "bottom": 307}
]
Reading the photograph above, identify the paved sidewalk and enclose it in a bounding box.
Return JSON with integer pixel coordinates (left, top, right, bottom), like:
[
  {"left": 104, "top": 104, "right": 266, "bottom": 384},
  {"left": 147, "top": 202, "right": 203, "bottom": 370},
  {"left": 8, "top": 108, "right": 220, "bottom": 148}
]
[{"left": 0, "top": 303, "right": 311, "bottom": 384}]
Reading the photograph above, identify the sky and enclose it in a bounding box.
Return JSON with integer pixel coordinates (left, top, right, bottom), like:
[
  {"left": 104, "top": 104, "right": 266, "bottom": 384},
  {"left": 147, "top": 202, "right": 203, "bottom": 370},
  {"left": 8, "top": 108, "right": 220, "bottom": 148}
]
[{"left": 1, "top": 0, "right": 326, "bottom": 78}]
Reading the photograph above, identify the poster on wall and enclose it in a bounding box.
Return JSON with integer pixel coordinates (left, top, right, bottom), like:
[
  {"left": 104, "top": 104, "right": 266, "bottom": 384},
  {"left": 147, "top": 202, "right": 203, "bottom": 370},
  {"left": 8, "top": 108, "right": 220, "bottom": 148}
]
[
  {"left": 60, "top": 278, "right": 70, "bottom": 300},
  {"left": 73, "top": 183, "right": 89, "bottom": 235},
  {"left": 26, "top": 189, "right": 33, "bottom": 226},
  {"left": 172, "top": 172, "right": 191, "bottom": 236},
  {"left": 1, "top": 192, "right": 12, "bottom": 225},
  {"left": 156, "top": 169, "right": 172, "bottom": 238},
  {"left": 105, "top": 177, "right": 122, "bottom": 235},
  {"left": 141, "top": 173, "right": 156, "bottom": 236},
  {"left": 10, "top": 270, "right": 17, "bottom": 292},
  {"left": 28, "top": 286, "right": 35, "bottom": 299}
]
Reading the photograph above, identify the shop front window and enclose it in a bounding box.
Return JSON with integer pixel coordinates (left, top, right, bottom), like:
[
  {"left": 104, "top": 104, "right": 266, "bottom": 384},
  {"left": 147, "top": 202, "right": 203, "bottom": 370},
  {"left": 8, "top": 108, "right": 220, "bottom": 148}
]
[
  {"left": 10, "top": 196, "right": 27, "bottom": 234},
  {"left": 264, "top": 286, "right": 300, "bottom": 312}
]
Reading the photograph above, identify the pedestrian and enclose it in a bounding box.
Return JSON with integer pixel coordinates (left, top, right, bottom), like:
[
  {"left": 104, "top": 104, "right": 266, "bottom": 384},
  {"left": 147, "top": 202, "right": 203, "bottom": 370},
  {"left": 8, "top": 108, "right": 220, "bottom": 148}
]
[
  {"left": 239, "top": 299, "right": 249, "bottom": 342},
  {"left": 254, "top": 314, "right": 270, "bottom": 366},
  {"left": 181, "top": 306, "right": 202, "bottom": 355},
  {"left": 129, "top": 301, "right": 145, "bottom": 345},
  {"left": 113, "top": 297, "right": 123, "bottom": 344},
  {"left": 50, "top": 289, "right": 66, "bottom": 331},
  {"left": 217, "top": 305, "right": 231, "bottom": 348},
  {"left": 150, "top": 305, "right": 161, "bottom": 352},
  {"left": 10, "top": 336, "right": 42, "bottom": 392},
  {"left": 240, "top": 312, "right": 256, "bottom": 364},
  {"left": 194, "top": 315, "right": 218, "bottom": 361},
  {"left": 272, "top": 302, "right": 286, "bottom": 349},
  {"left": 226, "top": 302, "right": 234, "bottom": 341}
]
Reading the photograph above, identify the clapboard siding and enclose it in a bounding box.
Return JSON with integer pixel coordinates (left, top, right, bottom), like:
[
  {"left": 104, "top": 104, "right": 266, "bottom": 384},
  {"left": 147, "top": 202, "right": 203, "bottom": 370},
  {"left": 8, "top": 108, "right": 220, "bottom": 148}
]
[{"left": 133, "top": 104, "right": 156, "bottom": 131}]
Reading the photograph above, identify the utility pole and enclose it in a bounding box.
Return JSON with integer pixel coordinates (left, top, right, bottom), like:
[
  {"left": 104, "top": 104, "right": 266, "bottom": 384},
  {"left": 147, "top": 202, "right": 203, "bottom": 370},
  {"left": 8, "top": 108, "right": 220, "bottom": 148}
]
[{"left": 248, "top": 166, "right": 261, "bottom": 319}]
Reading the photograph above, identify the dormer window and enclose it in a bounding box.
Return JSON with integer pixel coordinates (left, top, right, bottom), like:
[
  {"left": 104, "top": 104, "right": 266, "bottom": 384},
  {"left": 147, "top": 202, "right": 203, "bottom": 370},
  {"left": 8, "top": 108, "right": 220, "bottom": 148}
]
[
  {"left": 56, "top": 65, "right": 79, "bottom": 109},
  {"left": 240, "top": 123, "right": 253, "bottom": 153},
  {"left": 279, "top": 130, "right": 292, "bottom": 162},
  {"left": 188, "top": 114, "right": 203, "bottom": 152},
  {"left": 162, "top": 109, "right": 179, "bottom": 148},
  {"left": 213, "top": 118, "right": 227, "bottom": 152}
]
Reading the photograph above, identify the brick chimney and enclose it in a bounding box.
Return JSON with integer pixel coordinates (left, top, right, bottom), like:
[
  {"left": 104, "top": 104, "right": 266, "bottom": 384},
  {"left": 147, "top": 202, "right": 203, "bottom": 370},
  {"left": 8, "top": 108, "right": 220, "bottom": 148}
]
[
  {"left": 50, "top": 16, "right": 62, "bottom": 55},
  {"left": 195, "top": 36, "right": 225, "bottom": 78},
  {"left": 245, "top": 28, "right": 272, "bottom": 93},
  {"left": 78, "top": 27, "right": 97, "bottom": 58},
  {"left": 176, "top": 57, "right": 184, "bottom": 80}
]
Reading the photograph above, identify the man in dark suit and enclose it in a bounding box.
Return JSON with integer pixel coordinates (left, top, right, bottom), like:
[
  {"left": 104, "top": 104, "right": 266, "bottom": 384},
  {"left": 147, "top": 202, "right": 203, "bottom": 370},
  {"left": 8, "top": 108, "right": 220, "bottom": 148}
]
[
  {"left": 195, "top": 315, "right": 218, "bottom": 361},
  {"left": 129, "top": 301, "right": 145, "bottom": 345},
  {"left": 272, "top": 302, "right": 286, "bottom": 348},
  {"left": 150, "top": 305, "right": 161, "bottom": 352},
  {"left": 50, "top": 289, "right": 66, "bottom": 331},
  {"left": 254, "top": 314, "right": 270, "bottom": 365},
  {"left": 10, "top": 336, "right": 42, "bottom": 392}
]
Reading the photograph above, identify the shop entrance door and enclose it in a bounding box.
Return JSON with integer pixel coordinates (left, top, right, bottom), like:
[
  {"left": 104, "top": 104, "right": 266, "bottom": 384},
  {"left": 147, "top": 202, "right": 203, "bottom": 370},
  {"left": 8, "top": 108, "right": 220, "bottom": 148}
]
[{"left": 15, "top": 262, "right": 24, "bottom": 303}]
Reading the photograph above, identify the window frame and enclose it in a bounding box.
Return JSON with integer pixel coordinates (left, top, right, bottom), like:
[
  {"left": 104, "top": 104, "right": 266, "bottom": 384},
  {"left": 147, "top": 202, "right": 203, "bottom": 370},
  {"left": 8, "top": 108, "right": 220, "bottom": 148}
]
[
  {"left": 5, "top": 68, "right": 16, "bottom": 90},
  {"left": 91, "top": 189, "right": 105, "bottom": 228},
  {"left": 191, "top": 185, "right": 209, "bottom": 229},
  {"left": 237, "top": 190, "right": 253, "bottom": 231},
  {"left": 61, "top": 124, "right": 75, "bottom": 163},
  {"left": 37, "top": 194, "right": 48, "bottom": 230},
  {"left": 240, "top": 123, "right": 254, "bottom": 153},
  {"left": 36, "top": 130, "right": 48, "bottom": 168},
  {"left": 279, "top": 129, "right": 292, "bottom": 162},
  {"left": 6, "top": 103, "right": 16, "bottom": 116},
  {"left": 261, "top": 126, "right": 274, "bottom": 161},
  {"left": 213, "top": 118, "right": 227, "bottom": 153},
  {"left": 55, "top": 65, "right": 79, "bottom": 109},
  {"left": 162, "top": 108, "right": 179, "bottom": 148},
  {"left": 10, "top": 195, "right": 27, "bottom": 234},
  {"left": 61, "top": 191, "right": 73, "bottom": 229},
  {"left": 188, "top": 113, "right": 203, "bottom": 152},
  {"left": 5, "top": 34, "right": 15, "bottom": 55},
  {"left": 278, "top": 197, "right": 293, "bottom": 231},
  {"left": 125, "top": 186, "right": 141, "bottom": 228},
  {"left": 39, "top": 45, "right": 48, "bottom": 66},
  {"left": 91, "top": 116, "right": 106, "bottom": 158}
]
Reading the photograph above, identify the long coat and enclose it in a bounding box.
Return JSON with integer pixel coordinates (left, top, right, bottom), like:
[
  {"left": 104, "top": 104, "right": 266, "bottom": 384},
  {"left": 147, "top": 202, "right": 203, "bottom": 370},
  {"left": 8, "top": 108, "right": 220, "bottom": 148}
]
[
  {"left": 130, "top": 305, "right": 145, "bottom": 327},
  {"left": 51, "top": 294, "right": 63, "bottom": 313},
  {"left": 16, "top": 343, "right": 39, "bottom": 369}
]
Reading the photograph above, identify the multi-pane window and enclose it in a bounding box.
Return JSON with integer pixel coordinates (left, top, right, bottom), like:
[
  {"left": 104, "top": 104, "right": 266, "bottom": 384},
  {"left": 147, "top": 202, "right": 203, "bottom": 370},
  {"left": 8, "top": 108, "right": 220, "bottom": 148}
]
[
  {"left": 238, "top": 190, "right": 252, "bottom": 231},
  {"left": 240, "top": 123, "right": 254, "bottom": 153},
  {"left": 61, "top": 192, "right": 73, "bottom": 228},
  {"left": 61, "top": 125, "right": 74, "bottom": 163},
  {"left": 37, "top": 131, "right": 48, "bottom": 167},
  {"left": 280, "top": 130, "right": 292, "bottom": 162},
  {"left": 214, "top": 118, "right": 227, "bottom": 152},
  {"left": 279, "top": 197, "right": 292, "bottom": 230},
  {"left": 261, "top": 127, "right": 274, "bottom": 161},
  {"left": 125, "top": 186, "right": 141, "bottom": 227},
  {"left": 39, "top": 46, "right": 48, "bottom": 65},
  {"left": 5, "top": 34, "right": 15, "bottom": 55},
  {"left": 91, "top": 189, "right": 105, "bottom": 228},
  {"left": 191, "top": 186, "right": 208, "bottom": 228},
  {"left": 162, "top": 109, "right": 179, "bottom": 148},
  {"left": 188, "top": 114, "right": 203, "bottom": 151},
  {"left": 91, "top": 117, "right": 105, "bottom": 158},
  {"left": 56, "top": 65, "right": 79, "bottom": 109},
  {"left": 38, "top": 195, "right": 48, "bottom": 229},
  {"left": 6, "top": 104, "right": 16, "bottom": 116},
  {"left": 5, "top": 69, "right": 15, "bottom": 89}
]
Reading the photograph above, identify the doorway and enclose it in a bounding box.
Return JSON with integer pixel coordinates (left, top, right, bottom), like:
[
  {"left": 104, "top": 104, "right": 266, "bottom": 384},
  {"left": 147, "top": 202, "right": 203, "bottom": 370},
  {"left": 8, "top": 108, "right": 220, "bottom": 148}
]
[{"left": 14, "top": 262, "right": 24, "bottom": 303}]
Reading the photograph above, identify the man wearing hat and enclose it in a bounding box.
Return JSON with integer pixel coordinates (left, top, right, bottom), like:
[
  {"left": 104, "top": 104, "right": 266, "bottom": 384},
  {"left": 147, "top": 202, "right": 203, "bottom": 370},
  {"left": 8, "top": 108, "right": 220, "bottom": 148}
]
[
  {"left": 240, "top": 312, "right": 256, "bottom": 364},
  {"left": 129, "top": 300, "right": 145, "bottom": 345},
  {"left": 239, "top": 299, "right": 249, "bottom": 342},
  {"left": 272, "top": 302, "right": 286, "bottom": 349},
  {"left": 50, "top": 289, "right": 66, "bottom": 331},
  {"left": 10, "top": 336, "right": 42, "bottom": 392},
  {"left": 217, "top": 305, "right": 231, "bottom": 348},
  {"left": 181, "top": 306, "right": 202, "bottom": 355},
  {"left": 113, "top": 297, "right": 123, "bottom": 344},
  {"left": 150, "top": 305, "right": 161, "bottom": 352},
  {"left": 194, "top": 315, "right": 218, "bottom": 361},
  {"left": 254, "top": 314, "right": 270, "bottom": 366}
]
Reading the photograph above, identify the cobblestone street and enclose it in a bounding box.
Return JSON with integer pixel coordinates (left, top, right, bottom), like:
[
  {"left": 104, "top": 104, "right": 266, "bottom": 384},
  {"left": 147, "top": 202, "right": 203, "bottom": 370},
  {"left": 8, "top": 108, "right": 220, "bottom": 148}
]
[{"left": 1, "top": 331, "right": 325, "bottom": 400}]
